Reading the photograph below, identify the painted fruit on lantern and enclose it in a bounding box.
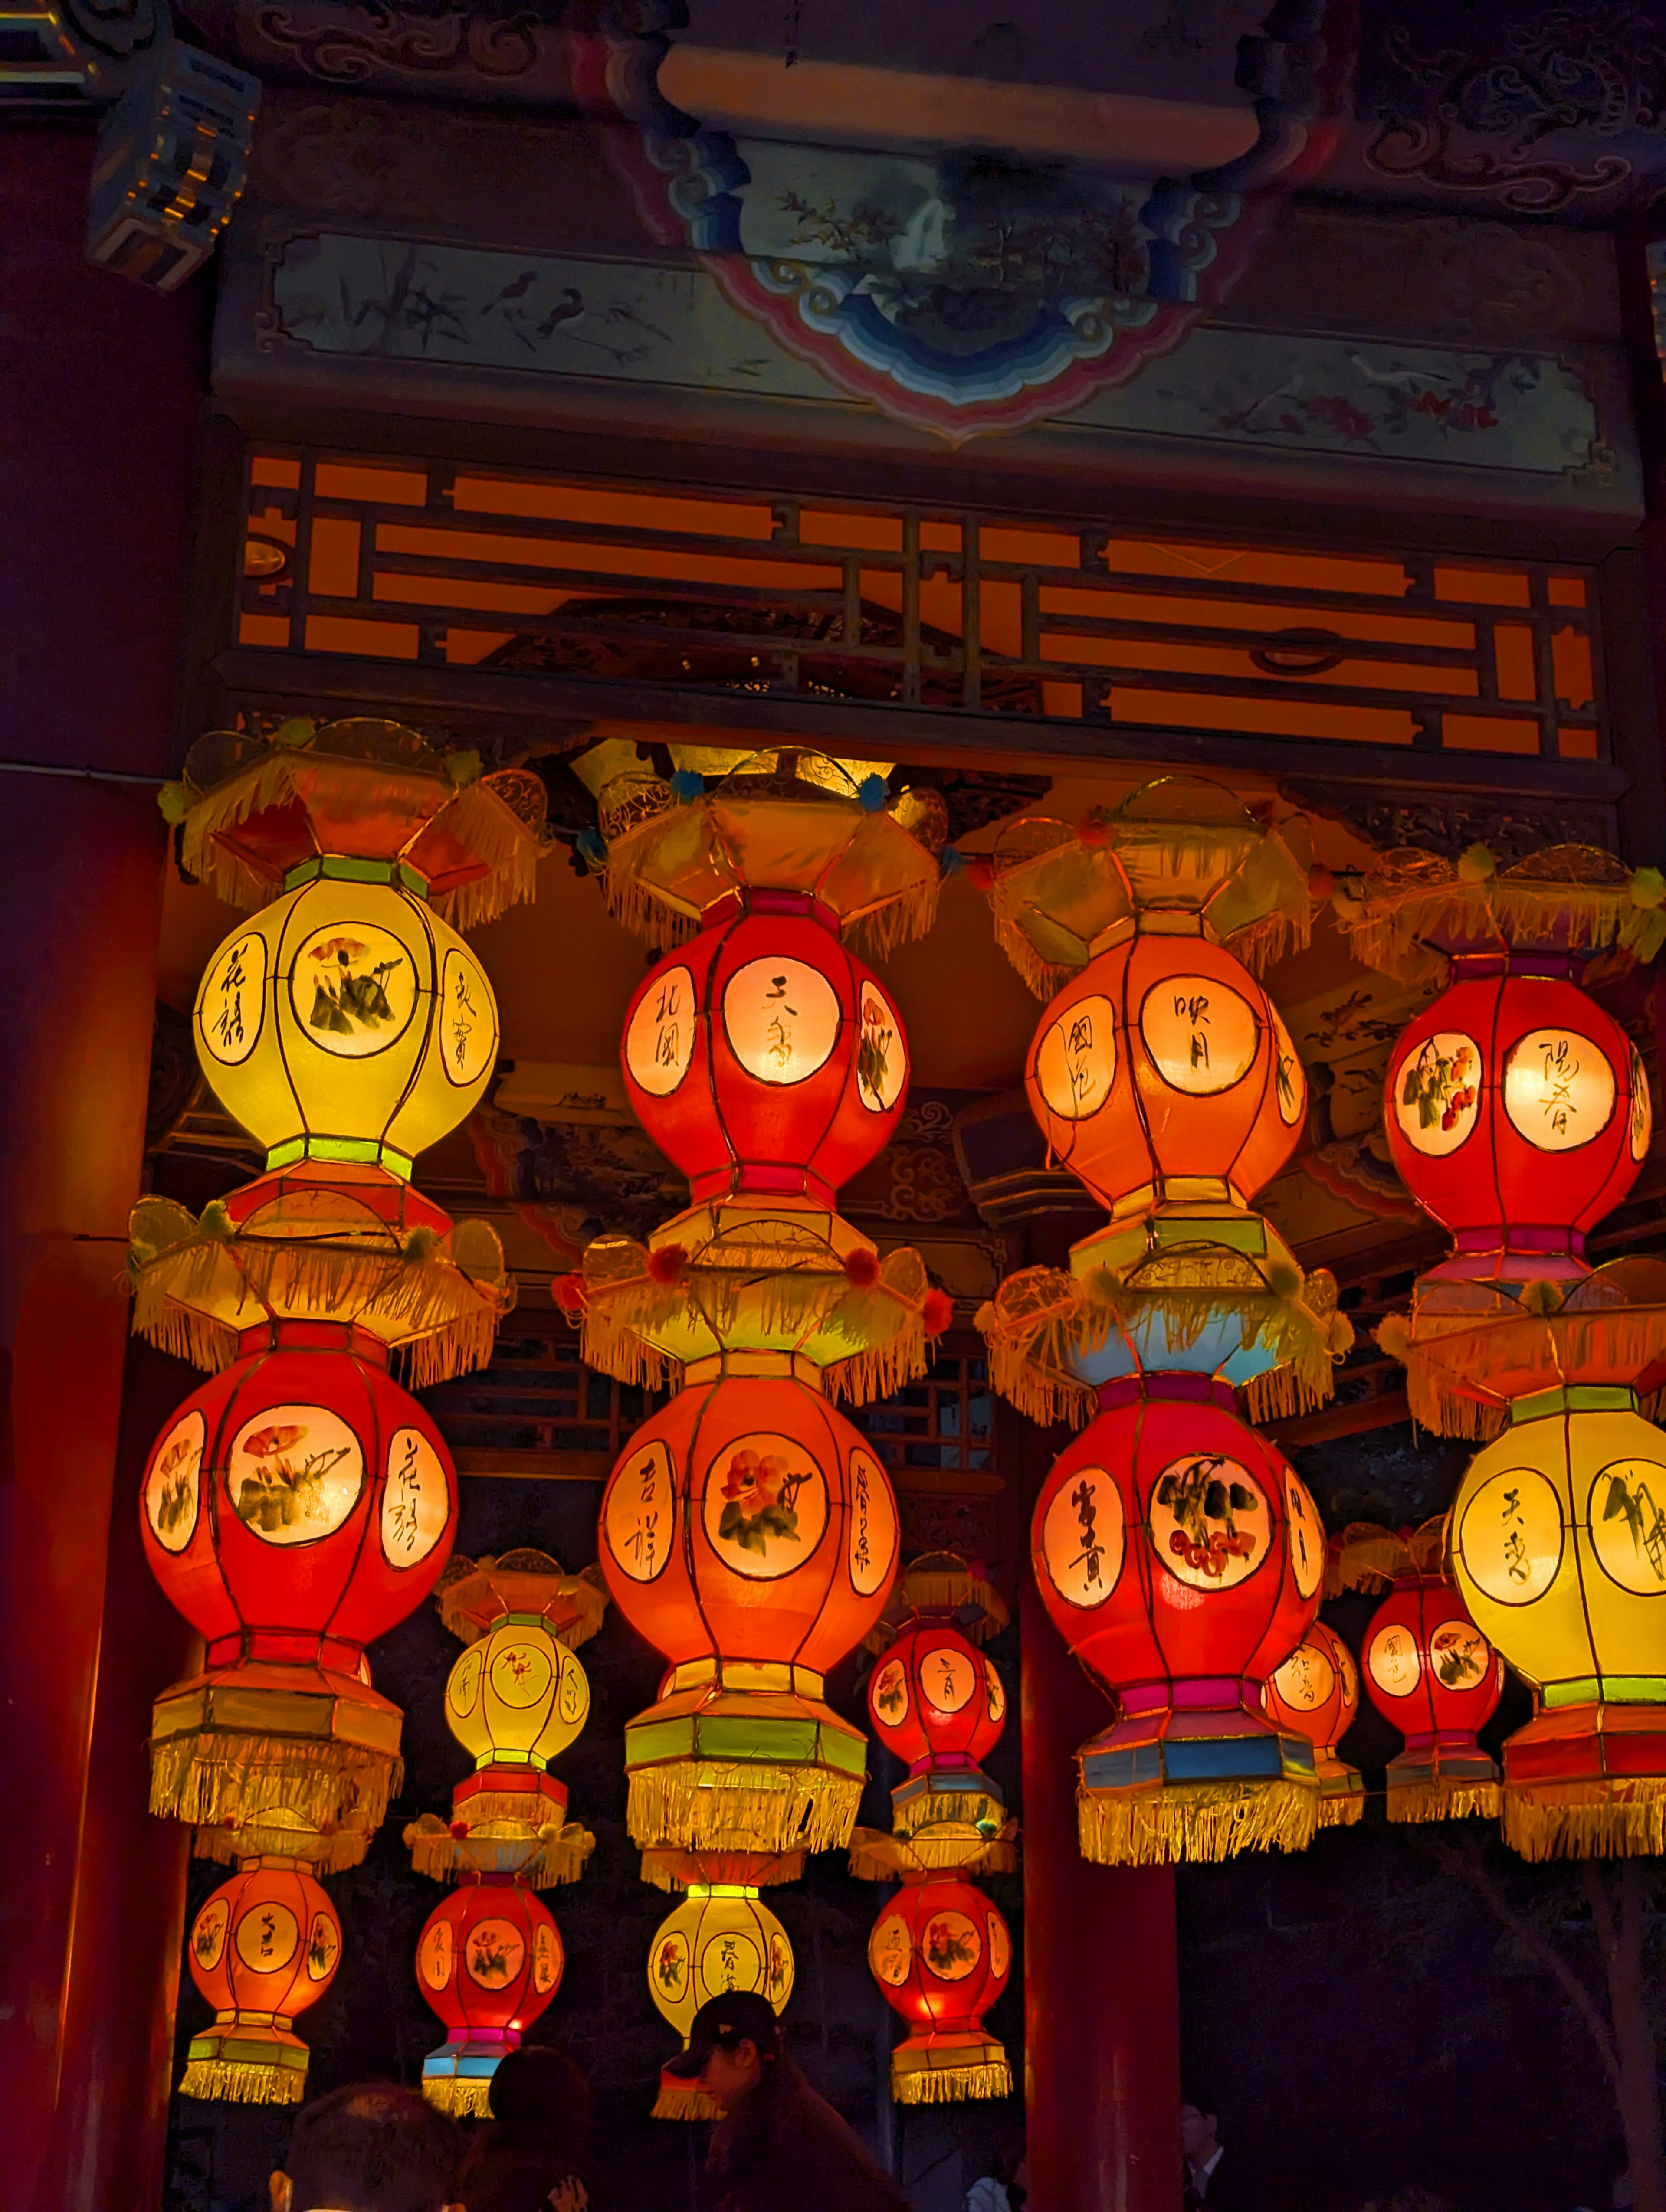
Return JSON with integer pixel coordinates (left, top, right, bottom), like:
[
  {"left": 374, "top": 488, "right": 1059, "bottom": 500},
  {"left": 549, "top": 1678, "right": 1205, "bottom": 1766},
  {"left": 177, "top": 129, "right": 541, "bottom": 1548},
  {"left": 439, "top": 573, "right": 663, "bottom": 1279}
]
[
  {"left": 140, "top": 1342, "right": 457, "bottom": 1656},
  {"left": 597, "top": 1372, "right": 899, "bottom": 1670},
  {"left": 1030, "top": 1392, "right": 1322, "bottom": 1699},
  {"left": 1384, "top": 967, "right": 1644, "bottom": 1273},
  {"left": 868, "top": 1621, "right": 1006, "bottom": 1774},
  {"left": 619, "top": 901, "right": 908, "bottom": 1207},
  {"left": 1025, "top": 933, "right": 1304, "bottom": 1214}
]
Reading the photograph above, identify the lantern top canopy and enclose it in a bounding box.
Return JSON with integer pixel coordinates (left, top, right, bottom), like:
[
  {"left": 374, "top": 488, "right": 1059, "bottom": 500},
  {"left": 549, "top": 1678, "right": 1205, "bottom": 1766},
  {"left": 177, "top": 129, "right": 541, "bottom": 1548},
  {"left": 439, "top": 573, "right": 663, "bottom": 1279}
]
[
  {"left": 1333, "top": 841, "right": 1666, "bottom": 981},
  {"left": 435, "top": 1551, "right": 609, "bottom": 1650},
  {"left": 987, "top": 776, "right": 1313, "bottom": 996},
  {"left": 1327, "top": 1516, "right": 1449, "bottom": 1594},
  {"left": 579, "top": 741, "right": 948, "bottom": 952},
  {"left": 173, "top": 717, "right": 548, "bottom": 928}
]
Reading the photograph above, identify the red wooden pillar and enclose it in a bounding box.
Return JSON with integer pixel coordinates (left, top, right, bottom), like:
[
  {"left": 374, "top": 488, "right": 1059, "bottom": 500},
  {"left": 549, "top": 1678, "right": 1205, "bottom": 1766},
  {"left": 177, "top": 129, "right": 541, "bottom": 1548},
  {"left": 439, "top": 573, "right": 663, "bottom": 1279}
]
[{"left": 0, "top": 124, "right": 206, "bottom": 2212}]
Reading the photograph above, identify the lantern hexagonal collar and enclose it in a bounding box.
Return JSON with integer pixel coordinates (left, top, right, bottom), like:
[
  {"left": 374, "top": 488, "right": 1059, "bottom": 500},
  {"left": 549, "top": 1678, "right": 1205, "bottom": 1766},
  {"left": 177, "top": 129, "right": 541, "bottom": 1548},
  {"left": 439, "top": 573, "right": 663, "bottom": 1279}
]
[
  {"left": 580, "top": 743, "right": 947, "bottom": 954},
  {"left": 174, "top": 717, "right": 546, "bottom": 929}
]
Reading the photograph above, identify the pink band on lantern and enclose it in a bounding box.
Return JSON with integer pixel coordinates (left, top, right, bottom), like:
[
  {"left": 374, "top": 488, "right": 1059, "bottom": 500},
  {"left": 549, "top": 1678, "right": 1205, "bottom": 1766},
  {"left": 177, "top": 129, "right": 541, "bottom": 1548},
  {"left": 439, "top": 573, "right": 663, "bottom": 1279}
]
[
  {"left": 1453, "top": 1225, "right": 1583, "bottom": 1258},
  {"left": 1119, "top": 1679, "right": 1246, "bottom": 1717},
  {"left": 1445, "top": 950, "right": 1584, "bottom": 978},
  {"left": 1096, "top": 1373, "right": 1238, "bottom": 1414},
  {"left": 234, "top": 1319, "right": 391, "bottom": 1364}
]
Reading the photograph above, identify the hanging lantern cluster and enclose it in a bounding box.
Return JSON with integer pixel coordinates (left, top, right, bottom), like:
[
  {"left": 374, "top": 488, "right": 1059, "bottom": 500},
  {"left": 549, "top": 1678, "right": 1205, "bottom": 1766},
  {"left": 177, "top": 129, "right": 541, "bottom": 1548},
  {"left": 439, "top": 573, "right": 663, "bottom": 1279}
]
[
  {"left": 402, "top": 1551, "right": 606, "bottom": 2114},
  {"left": 579, "top": 748, "right": 949, "bottom": 1863},
  {"left": 848, "top": 1554, "right": 1016, "bottom": 2104},
  {"left": 1345, "top": 843, "right": 1666, "bottom": 1857},
  {"left": 1263, "top": 1620, "right": 1363, "bottom": 1829},
  {"left": 134, "top": 720, "right": 545, "bottom": 2100},
  {"left": 973, "top": 782, "right": 1344, "bottom": 1865},
  {"left": 641, "top": 1849, "right": 798, "bottom": 2121}
]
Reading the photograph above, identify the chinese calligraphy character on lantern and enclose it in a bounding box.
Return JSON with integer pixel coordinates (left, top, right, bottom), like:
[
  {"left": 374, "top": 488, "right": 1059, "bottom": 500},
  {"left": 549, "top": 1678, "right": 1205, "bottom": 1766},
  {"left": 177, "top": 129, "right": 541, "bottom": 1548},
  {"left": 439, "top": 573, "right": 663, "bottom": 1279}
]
[
  {"left": 762, "top": 974, "right": 798, "bottom": 1070},
  {"left": 1533, "top": 1034, "right": 1580, "bottom": 1140},
  {"left": 213, "top": 944, "right": 248, "bottom": 1054},
  {"left": 450, "top": 965, "right": 480, "bottom": 1074},
  {"left": 387, "top": 1433, "right": 422, "bottom": 1554},
  {"left": 1070, "top": 1477, "right": 1105, "bottom": 1590},
  {"left": 1176, "top": 991, "right": 1212, "bottom": 1074}
]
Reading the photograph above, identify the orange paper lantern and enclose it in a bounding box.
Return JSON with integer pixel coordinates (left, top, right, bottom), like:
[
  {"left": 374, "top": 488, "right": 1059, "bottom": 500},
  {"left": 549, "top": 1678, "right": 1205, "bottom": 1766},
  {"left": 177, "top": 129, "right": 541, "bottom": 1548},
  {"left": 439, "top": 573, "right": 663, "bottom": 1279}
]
[
  {"left": 1263, "top": 1620, "right": 1363, "bottom": 1828},
  {"left": 180, "top": 1858, "right": 342, "bottom": 2104}
]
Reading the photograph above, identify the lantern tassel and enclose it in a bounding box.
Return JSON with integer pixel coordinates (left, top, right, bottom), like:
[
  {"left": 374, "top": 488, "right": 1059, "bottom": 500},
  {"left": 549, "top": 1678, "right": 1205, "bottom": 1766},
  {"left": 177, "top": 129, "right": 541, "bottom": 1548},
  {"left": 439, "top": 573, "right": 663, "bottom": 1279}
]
[
  {"left": 1504, "top": 1782, "right": 1666, "bottom": 1862},
  {"left": 1317, "top": 1791, "right": 1365, "bottom": 1830},
  {"left": 1387, "top": 1777, "right": 1501, "bottom": 1823},
  {"left": 149, "top": 1731, "right": 402, "bottom": 1834},
  {"left": 892, "top": 2059, "right": 1012, "bottom": 2106},
  {"left": 1077, "top": 1777, "right": 1318, "bottom": 1866},
  {"left": 626, "top": 1764, "right": 863, "bottom": 1858},
  {"left": 180, "top": 2058, "right": 307, "bottom": 2105},
  {"left": 420, "top": 2076, "right": 495, "bottom": 2119},
  {"left": 652, "top": 2080, "right": 721, "bottom": 2122}
]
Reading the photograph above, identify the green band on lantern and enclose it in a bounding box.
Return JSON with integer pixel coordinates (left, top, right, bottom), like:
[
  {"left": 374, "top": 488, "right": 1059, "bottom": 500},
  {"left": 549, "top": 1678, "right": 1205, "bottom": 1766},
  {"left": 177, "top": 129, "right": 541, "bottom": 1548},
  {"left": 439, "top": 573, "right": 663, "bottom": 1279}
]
[
  {"left": 264, "top": 1135, "right": 414, "bottom": 1180},
  {"left": 1509, "top": 1384, "right": 1638, "bottom": 1425},
  {"left": 1543, "top": 1675, "right": 1666, "bottom": 1708},
  {"left": 475, "top": 1749, "right": 536, "bottom": 1767},
  {"left": 282, "top": 854, "right": 431, "bottom": 896}
]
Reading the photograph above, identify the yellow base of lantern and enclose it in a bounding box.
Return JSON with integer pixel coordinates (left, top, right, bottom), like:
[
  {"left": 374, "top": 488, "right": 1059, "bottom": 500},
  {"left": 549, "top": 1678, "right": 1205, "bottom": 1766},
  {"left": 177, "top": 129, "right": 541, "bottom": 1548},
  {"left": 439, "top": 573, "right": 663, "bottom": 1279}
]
[
  {"left": 421, "top": 2075, "right": 496, "bottom": 2119},
  {"left": 1504, "top": 1784, "right": 1666, "bottom": 1862},
  {"left": 628, "top": 1761, "right": 863, "bottom": 1857},
  {"left": 180, "top": 2058, "right": 308, "bottom": 2105},
  {"left": 1078, "top": 1777, "right": 1318, "bottom": 1867},
  {"left": 891, "top": 2036, "right": 1011, "bottom": 2105},
  {"left": 150, "top": 1665, "right": 404, "bottom": 1833},
  {"left": 652, "top": 2081, "right": 722, "bottom": 2122},
  {"left": 1317, "top": 1791, "right": 1365, "bottom": 1830},
  {"left": 1387, "top": 1779, "right": 1501, "bottom": 1824}
]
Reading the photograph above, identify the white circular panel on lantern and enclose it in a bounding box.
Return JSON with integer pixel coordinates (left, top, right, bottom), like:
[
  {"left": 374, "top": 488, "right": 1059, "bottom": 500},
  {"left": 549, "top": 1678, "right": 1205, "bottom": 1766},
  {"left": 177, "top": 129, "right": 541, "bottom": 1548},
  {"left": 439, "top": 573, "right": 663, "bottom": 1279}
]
[
  {"left": 1033, "top": 995, "right": 1118, "bottom": 1120},
  {"left": 1271, "top": 1641, "right": 1336, "bottom": 1713},
  {"left": 234, "top": 1900, "right": 299, "bottom": 1976},
  {"left": 1285, "top": 1471, "right": 1325, "bottom": 1599},
  {"left": 381, "top": 1427, "right": 450, "bottom": 1568},
  {"left": 1366, "top": 1622, "right": 1422, "bottom": 1699},
  {"left": 1455, "top": 1466, "right": 1564, "bottom": 1604},
  {"left": 604, "top": 1438, "right": 676, "bottom": 1583},
  {"left": 1148, "top": 1456, "right": 1270, "bottom": 1592},
  {"left": 1393, "top": 1033, "right": 1482, "bottom": 1157},
  {"left": 1040, "top": 1466, "right": 1124, "bottom": 1607},
  {"left": 447, "top": 1646, "right": 485, "bottom": 1719},
  {"left": 226, "top": 1404, "right": 365, "bottom": 1545},
  {"left": 191, "top": 1897, "right": 230, "bottom": 1974},
  {"left": 306, "top": 1912, "right": 341, "bottom": 1982},
  {"left": 868, "top": 1914, "right": 912, "bottom": 1987},
  {"left": 1335, "top": 1639, "right": 1359, "bottom": 1707},
  {"left": 987, "top": 1913, "right": 1011, "bottom": 1980},
  {"left": 920, "top": 1646, "right": 977, "bottom": 1715},
  {"left": 856, "top": 982, "right": 906, "bottom": 1112},
  {"left": 651, "top": 1927, "right": 691, "bottom": 2009},
  {"left": 1588, "top": 1459, "right": 1666, "bottom": 1595},
  {"left": 700, "top": 1929, "right": 763, "bottom": 1994},
  {"left": 921, "top": 1909, "right": 982, "bottom": 1983},
  {"left": 290, "top": 922, "right": 419, "bottom": 1058},
  {"left": 418, "top": 1918, "right": 455, "bottom": 1990},
  {"left": 1139, "top": 975, "right": 1259, "bottom": 1096},
  {"left": 533, "top": 1922, "right": 561, "bottom": 1995},
  {"left": 764, "top": 1928, "right": 794, "bottom": 2007},
  {"left": 1503, "top": 1029, "right": 1616, "bottom": 1152},
  {"left": 872, "top": 1656, "right": 909, "bottom": 1728},
  {"left": 197, "top": 932, "right": 267, "bottom": 1067},
  {"left": 489, "top": 1634, "right": 554, "bottom": 1710},
  {"left": 847, "top": 1446, "right": 898, "bottom": 1597},
  {"left": 465, "top": 1918, "right": 525, "bottom": 1989},
  {"left": 625, "top": 966, "right": 698, "bottom": 1098},
  {"left": 984, "top": 1660, "right": 1007, "bottom": 1726},
  {"left": 702, "top": 1431, "right": 829, "bottom": 1580},
  {"left": 1631, "top": 1047, "right": 1653, "bottom": 1163},
  {"left": 722, "top": 958, "right": 840, "bottom": 1085},
  {"left": 1430, "top": 1619, "right": 1490, "bottom": 1692},
  {"left": 1271, "top": 1007, "right": 1305, "bottom": 1126},
  {"left": 439, "top": 948, "right": 498, "bottom": 1089},
  {"left": 146, "top": 1407, "right": 205, "bottom": 1553}
]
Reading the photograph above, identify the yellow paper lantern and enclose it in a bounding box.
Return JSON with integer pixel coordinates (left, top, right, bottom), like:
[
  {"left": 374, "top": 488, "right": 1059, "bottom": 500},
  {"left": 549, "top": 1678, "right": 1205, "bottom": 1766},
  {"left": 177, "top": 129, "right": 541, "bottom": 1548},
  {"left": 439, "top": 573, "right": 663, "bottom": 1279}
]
[
  {"left": 444, "top": 1616, "right": 591, "bottom": 1773},
  {"left": 194, "top": 867, "right": 498, "bottom": 1178},
  {"left": 647, "top": 1883, "right": 794, "bottom": 2120},
  {"left": 1450, "top": 1383, "right": 1666, "bottom": 1855}
]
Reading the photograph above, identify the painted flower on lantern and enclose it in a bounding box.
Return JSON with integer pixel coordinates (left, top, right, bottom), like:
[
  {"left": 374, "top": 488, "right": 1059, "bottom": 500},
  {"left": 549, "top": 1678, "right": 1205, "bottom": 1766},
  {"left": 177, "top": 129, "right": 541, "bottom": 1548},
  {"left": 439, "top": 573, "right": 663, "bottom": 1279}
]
[{"left": 718, "top": 1446, "right": 806, "bottom": 1556}]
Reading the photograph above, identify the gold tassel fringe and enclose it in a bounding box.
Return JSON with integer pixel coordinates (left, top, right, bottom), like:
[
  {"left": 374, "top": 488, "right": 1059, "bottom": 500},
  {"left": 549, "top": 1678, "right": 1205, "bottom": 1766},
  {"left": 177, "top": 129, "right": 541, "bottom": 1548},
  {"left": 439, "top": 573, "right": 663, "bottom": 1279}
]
[
  {"left": 180, "top": 2059, "right": 305, "bottom": 2105},
  {"left": 150, "top": 1731, "right": 401, "bottom": 1833},
  {"left": 627, "top": 1764, "right": 862, "bottom": 1857},
  {"left": 422, "top": 2076, "right": 495, "bottom": 2119},
  {"left": 1387, "top": 1779, "right": 1501, "bottom": 1824},
  {"left": 1337, "top": 864, "right": 1663, "bottom": 983},
  {"left": 653, "top": 2081, "right": 721, "bottom": 2122},
  {"left": 1078, "top": 1777, "right": 1317, "bottom": 1866},
  {"left": 1317, "top": 1792, "right": 1365, "bottom": 1829},
  {"left": 1504, "top": 1781, "right": 1666, "bottom": 1862},
  {"left": 892, "top": 2058, "right": 1012, "bottom": 2106}
]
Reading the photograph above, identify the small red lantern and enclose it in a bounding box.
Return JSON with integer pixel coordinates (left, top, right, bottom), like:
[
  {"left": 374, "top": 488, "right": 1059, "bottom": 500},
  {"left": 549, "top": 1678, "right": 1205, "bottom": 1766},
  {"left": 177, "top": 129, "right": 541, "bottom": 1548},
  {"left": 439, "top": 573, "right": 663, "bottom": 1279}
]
[
  {"left": 868, "top": 1873, "right": 1012, "bottom": 2105},
  {"left": 868, "top": 1620, "right": 1007, "bottom": 1840},
  {"left": 1385, "top": 960, "right": 1646, "bottom": 1283},
  {"left": 620, "top": 895, "right": 908, "bottom": 1208},
  {"left": 141, "top": 1323, "right": 457, "bottom": 1837},
  {"left": 1263, "top": 1620, "right": 1363, "bottom": 1828},
  {"left": 180, "top": 1858, "right": 342, "bottom": 2104},
  {"left": 415, "top": 1874, "right": 564, "bottom": 2116},
  {"left": 597, "top": 1368, "right": 899, "bottom": 1853},
  {"left": 1338, "top": 1522, "right": 1504, "bottom": 1821},
  {"left": 1032, "top": 1376, "right": 1324, "bottom": 1862}
]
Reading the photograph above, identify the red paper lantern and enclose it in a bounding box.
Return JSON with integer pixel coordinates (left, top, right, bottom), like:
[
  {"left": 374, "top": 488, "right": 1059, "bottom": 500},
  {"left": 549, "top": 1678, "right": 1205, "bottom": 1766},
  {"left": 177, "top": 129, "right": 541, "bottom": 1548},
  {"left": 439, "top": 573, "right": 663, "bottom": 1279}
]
[
  {"left": 868, "top": 1873, "right": 1012, "bottom": 2104},
  {"left": 1263, "top": 1620, "right": 1364, "bottom": 1827},
  {"left": 1384, "top": 959, "right": 1646, "bottom": 1282},
  {"left": 415, "top": 1874, "right": 564, "bottom": 2115},
  {"left": 1031, "top": 1375, "right": 1324, "bottom": 1862},
  {"left": 141, "top": 1323, "right": 457, "bottom": 1835},
  {"left": 620, "top": 894, "right": 907, "bottom": 1208},
  {"left": 180, "top": 1858, "right": 342, "bottom": 2104},
  {"left": 868, "top": 1620, "right": 1006, "bottom": 1776},
  {"left": 1361, "top": 1572, "right": 1504, "bottom": 1822},
  {"left": 1024, "top": 933, "right": 1304, "bottom": 1218},
  {"left": 597, "top": 1368, "right": 900, "bottom": 1852}
]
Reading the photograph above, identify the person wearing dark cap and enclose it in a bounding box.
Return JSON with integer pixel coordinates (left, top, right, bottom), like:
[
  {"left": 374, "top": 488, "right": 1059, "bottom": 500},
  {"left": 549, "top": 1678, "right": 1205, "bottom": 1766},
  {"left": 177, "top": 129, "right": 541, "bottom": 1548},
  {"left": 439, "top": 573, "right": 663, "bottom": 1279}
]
[
  {"left": 456, "top": 2045, "right": 594, "bottom": 2212},
  {"left": 664, "top": 1991, "right": 912, "bottom": 2212}
]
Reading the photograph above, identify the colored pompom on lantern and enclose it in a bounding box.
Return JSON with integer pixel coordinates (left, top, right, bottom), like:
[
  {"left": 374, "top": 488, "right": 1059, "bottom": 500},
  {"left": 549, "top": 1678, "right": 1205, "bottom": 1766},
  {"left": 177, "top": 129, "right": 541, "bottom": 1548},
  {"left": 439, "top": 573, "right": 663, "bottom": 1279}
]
[{"left": 180, "top": 1859, "right": 342, "bottom": 2105}]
